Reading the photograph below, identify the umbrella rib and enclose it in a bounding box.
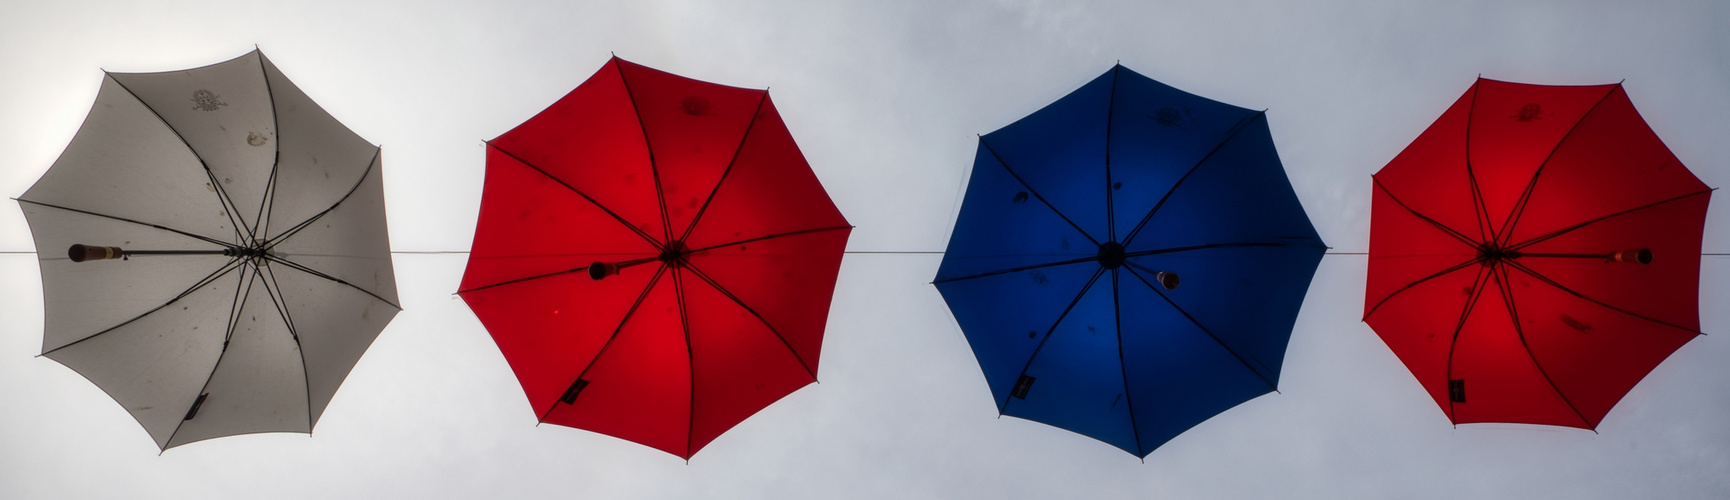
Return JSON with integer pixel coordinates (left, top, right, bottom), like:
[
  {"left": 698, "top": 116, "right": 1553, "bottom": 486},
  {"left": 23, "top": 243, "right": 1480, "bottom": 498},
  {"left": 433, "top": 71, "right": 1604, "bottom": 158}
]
[
  {"left": 682, "top": 263, "right": 817, "bottom": 379},
  {"left": 105, "top": 73, "right": 250, "bottom": 243},
  {"left": 671, "top": 267, "right": 697, "bottom": 459},
  {"left": 977, "top": 137, "right": 1102, "bottom": 247},
  {"left": 40, "top": 257, "right": 245, "bottom": 357},
  {"left": 930, "top": 255, "right": 1099, "bottom": 285},
  {"left": 1122, "top": 241, "right": 1324, "bottom": 260},
  {"left": 254, "top": 53, "right": 283, "bottom": 244},
  {"left": 456, "top": 265, "right": 591, "bottom": 294},
  {"left": 1443, "top": 264, "right": 1495, "bottom": 423},
  {"left": 1463, "top": 80, "right": 1495, "bottom": 242},
  {"left": 1503, "top": 259, "right": 1701, "bottom": 335},
  {"left": 163, "top": 264, "right": 260, "bottom": 449},
  {"left": 1371, "top": 176, "right": 1481, "bottom": 248},
  {"left": 1492, "top": 263, "right": 1595, "bottom": 428},
  {"left": 263, "top": 254, "right": 401, "bottom": 310},
  {"left": 1362, "top": 257, "right": 1484, "bottom": 321},
  {"left": 678, "top": 92, "right": 770, "bottom": 244},
  {"left": 1104, "top": 65, "right": 1120, "bottom": 243},
  {"left": 262, "top": 148, "right": 381, "bottom": 248},
  {"left": 256, "top": 259, "right": 313, "bottom": 430},
  {"left": 1494, "top": 85, "right": 1622, "bottom": 247},
  {"left": 683, "top": 225, "right": 853, "bottom": 255},
  {"left": 1119, "top": 111, "right": 1265, "bottom": 247},
  {"left": 483, "top": 143, "right": 662, "bottom": 249},
  {"left": 537, "top": 264, "right": 669, "bottom": 423},
  {"left": 1001, "top": 267, "right": 1107, "bottom": 414},
  {"left": 15, "top": 199, "right": 233, "bottom": 248},
  {"left": 1123, "top": 264, "right": 1276, "bottom": 390},
  {"left": 613, "top": 58, "right": 676, "bottom": 245},
  {"left": 1109, "top": 269, "right": 1145, "bottom": 455},
  {"left": 1508, "top": 188, "right": 1714, "bottom": 252}
]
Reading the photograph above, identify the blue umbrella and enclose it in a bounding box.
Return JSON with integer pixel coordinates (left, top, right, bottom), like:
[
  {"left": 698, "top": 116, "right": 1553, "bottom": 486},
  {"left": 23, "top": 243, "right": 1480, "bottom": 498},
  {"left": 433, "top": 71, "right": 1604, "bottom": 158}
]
[{"left": 935, "top": 65, "right": 1325, "bottom": 457}]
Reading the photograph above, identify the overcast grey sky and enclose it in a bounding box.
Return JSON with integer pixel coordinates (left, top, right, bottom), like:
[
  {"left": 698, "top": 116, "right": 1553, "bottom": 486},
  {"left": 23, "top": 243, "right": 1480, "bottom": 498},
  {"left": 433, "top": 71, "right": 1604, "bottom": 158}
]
[{"left": 3, "top": 1, "right": 1728, "bottom": 498}]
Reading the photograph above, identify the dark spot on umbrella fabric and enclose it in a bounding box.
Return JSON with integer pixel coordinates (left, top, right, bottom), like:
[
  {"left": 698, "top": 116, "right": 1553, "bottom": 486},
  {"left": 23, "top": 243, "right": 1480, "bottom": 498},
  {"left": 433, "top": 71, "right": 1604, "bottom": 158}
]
[
  {"left": 1154, "top": 107, "right": 1182, "bottom": 126},
  {"left": 682, "top": 96, "right": 711, "bottom": 116},
  {"left": 1012, "top": 191, "right": 1029, "bottom": 203},
  {"left": 1514, "top": 103, "right": 1543, "bottom": 122},
  {"left": 1029, "top": 270, "right": 1049, "bottom": 285},
  {"left": 1461, "top": 286, "right": 1473, "bottom": 296},
  {"left": 1112, "top": 182, "right": 1122, "bottom": 190},
  {"left": 1028, "top": 331, "right": 1037, "bottom": 339},
  {"left": 1560, "top": 314, "right": 1592, "bottom": 333},
  {"left": 246, "top": 132, "right": 267, "bottom": 146}
]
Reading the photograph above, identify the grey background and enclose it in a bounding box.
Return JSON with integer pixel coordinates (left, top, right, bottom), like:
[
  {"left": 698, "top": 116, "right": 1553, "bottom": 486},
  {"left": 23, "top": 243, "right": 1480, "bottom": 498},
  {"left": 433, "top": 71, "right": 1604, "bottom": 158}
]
[{"left": 2, "top": 1, "right": 1726, "bottom": 498}]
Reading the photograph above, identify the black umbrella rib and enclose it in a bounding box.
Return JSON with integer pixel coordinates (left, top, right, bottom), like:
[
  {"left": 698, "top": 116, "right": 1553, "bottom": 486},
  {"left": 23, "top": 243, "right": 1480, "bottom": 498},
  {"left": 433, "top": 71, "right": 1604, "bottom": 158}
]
[
  {"left": 1371, "top": 176, "right": 1481, "bottom": 249},
  {"left": 683, "top": 225, "right": 853, "bottom": 254},
  {"left": 16, "top": 199, "right": 232, "bottom": 248},
  {"left": 1503, "top": 259, "right": 1701, "bottom": 335},
  {"left": 1463, "top": 79, "right": 1494, "bottom": 242},
  {"left": 1001, "top": 267, "right": 1106, "bottom": 414},
  {"left": 977, "top": 137, "right": 1101, "bottom": 247},
  {"left": 40, "top": 257, "right": 245, "bottom": 357},
  {"left": 681, "top": 264, "right": 816, "bottom": 379},
  {"left": 1508, "top": 188, "right": 1713, "bottom": 252},
  {"left": 483, "top": 143, "right": 662, "bottom": 249},
  {"left": 930, "top": 255, "right": 1099, "bottom": 285},
  {"left": 1119, "top": 111, "right": 1264, "bottom": 247},
  {"left": 263, "top": 254, "right": 400, "bottom": 310},
  {"left": 1443, "top": 264, "right": 1495, "bottom": 423},
  {"left": 262, "top": 149, "right": 381, "bottom": 248},
  {"left": 1122, "top": 265, "right": 1276, "bottom": 390},
  {"left": 539, "top": 264, "right": 668, "bottom": 423},
  {"left": 1495, "top": 85, "right": 1622, "bottom": 247},
  {"left": 671, "top": 266, "right": 698, "bottom": 459},
  {"left": 1122, "top": 241, "right": 1322, "bottom": 260},
  {"left": 678, "top": 92, "right": 769, "bottom": 245},
  {"left": 255, "top": 52, "right": 284, "bottom": 243},
  {"left": 1362, "top": 257, "right": 1484, "bottom": 321},
  {"left": 1109, "top": 269, "right": 1145, "bottom": 455},
  {"left": 613, "top": 58, "right": 676, "bottom": 245},
  {"left": 256, "top": 259, "right": 313, "bottom": 429},
  {"left": 1104, "top": 65, "right": 1121, "bottom": 243},
  {"left": 1492, "top": 264, "right": 1595, "bottom": 429},
  {"left": 163, "top": 265, "right": 261, "bottom": 449},
  {"left": 106, "top": 73, "right": 250, "bottom": 243}
]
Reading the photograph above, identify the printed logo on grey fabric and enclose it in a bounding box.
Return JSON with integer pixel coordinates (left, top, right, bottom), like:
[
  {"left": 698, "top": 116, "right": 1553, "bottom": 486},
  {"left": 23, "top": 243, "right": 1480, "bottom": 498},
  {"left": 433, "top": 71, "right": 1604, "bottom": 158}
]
[
  {"left": 191, "top": 90, "right": 227, "bottom": 112},
  {"left": 1513, "top": 103, "right": 1542, "bottom": 122}
]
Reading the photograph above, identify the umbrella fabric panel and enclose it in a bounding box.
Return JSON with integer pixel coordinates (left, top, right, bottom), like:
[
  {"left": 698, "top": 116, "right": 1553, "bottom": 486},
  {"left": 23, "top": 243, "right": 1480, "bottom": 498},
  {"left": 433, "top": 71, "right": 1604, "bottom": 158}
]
[
  {"left": 1461, "top": 80, "right": 1618, "bottom": 233},
  {"left": 936, "top": 262, "right": 1104, "bottom": 407},
  {"left": 1515, "top": 196, "right": 1708, "bottom": 335},
  {"left": 1365, "top": 91, "right": 1482, "bottom": 243},
  {"left": 164, "top": 265, "right": 311, "bottom": 448},
  {"left": 43, "top": 268, "right": 243, "bottom": 449},
  {"left": 978, "top": 71, "right": 1112, "bottom": 241},
  {"left": 1124, "top": 245, "right": 1323, "bottom": 380},
  {"left": 108, "top": 56, "right": 278, "bottom": 234},
  {"left": 267, "top": 153, "right": 399, "bottom": 306},
  {"left": 1003, "top": 271, "right": 1137, "bottom": 453},
  {"left": 19, "top": 77, "right": 234, "bottom": 244},
  {"left": 934, "top": 142, "right": 1094, "bottom": 282},
  {"left": 612, "top": 59, "right": 765, "bottom": 239},
  {"left": 684, "top": 228, "right": 847, "bottom": 376},
  {"left": 1446, "top": 273, "right": 1591, "bottom": 427},
  {"left": 271, "top": 258, "right": 401, "bottom": 426},
  {"left": 546, "top": 269, "right": 693, "bottom": 458},
  {"left": 682, "top": 267, "right": 818, "bottom": 454},
  {"left": 1120, "top": 117, "right": 1321, "bottom": 252},
  {"left": 1105, "top": 67, "right": 1262, "bottom": 236},
  {"left": 20, "top": 206, "right": 232, "bottom": 352},
  {"left": 1116, "top": 269, "right": 1276, "bottom": 455},
  {"left": 258, "top": 55, "right": 384, "bottom": 243},
  {"left": 681, "top": 98, "right": 850, "bottom": 249},
  {"left": 490, "top": 61, "right": 663, "bottom": 242},
  {"left": 1363, "top": 184, "right": 1479, "bottom": 318}
]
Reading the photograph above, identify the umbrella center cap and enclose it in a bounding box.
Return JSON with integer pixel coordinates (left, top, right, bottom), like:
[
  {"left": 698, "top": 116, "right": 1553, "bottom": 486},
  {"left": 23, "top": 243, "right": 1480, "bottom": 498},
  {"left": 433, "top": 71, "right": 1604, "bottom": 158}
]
[
  {"left": 659, "top": 241, "right": 689, "bottom": 267},
  {"left": 1478, "top": 243, "right": 1516, "bottom": 264},
  {"left": 1097, "top": 242, "right": 1126, "bottom": 269}
]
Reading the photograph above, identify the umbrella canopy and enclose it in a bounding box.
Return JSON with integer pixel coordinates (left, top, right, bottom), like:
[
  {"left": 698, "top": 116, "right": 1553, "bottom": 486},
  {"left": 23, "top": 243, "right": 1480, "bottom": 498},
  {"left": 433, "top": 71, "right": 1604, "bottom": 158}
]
[
  {"left": 934, "top": 65, "right": 1325, "bottom": 457},
  {"left": 16, "top": 50, "right": 399, "bottom": 450},
  {"left": 458, "top": 57, "right": 851, "bottom": 459},
  {"left": 1365, "top": 78, "right": 1711, "bottom": 429}
]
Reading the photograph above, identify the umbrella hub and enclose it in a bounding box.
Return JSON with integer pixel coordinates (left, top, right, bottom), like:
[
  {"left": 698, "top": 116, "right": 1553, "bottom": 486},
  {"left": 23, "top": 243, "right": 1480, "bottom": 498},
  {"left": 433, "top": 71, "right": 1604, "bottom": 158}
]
[
  {"left": 1476, "top": 242, "right": 1518, "bottom": 264},
  {"left": 1097, "top": 241, "right": 1126, "bottom": 269},
  {"left": 658, "top": 241, "right": 690, "bottom": 268}
]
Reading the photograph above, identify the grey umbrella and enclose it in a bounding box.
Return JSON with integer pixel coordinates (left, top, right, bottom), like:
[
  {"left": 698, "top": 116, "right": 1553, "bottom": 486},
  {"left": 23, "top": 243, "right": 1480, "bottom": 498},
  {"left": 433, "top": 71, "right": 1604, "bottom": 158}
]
[{"left": 15, "top": 50, "right": 398, "bottom": 450}]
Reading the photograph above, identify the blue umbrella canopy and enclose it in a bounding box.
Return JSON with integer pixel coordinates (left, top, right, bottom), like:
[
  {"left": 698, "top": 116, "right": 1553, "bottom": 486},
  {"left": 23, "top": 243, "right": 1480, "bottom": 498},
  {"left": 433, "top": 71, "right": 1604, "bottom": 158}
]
[{"left": 935, "top": 65, "right": 1325, "bottom": 458}]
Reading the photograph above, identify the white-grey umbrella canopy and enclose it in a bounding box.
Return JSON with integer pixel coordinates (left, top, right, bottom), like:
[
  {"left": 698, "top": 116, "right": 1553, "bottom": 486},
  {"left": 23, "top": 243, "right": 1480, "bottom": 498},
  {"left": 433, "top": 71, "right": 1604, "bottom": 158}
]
[{"left": 16, "top": 50, "right": 399, "bottom": 450}]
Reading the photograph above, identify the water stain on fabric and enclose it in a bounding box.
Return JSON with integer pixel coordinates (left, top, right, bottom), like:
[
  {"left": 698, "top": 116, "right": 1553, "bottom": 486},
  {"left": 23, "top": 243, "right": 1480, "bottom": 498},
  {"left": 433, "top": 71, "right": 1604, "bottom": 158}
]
[{"left": 1560, "top": 314, "right": 1592, "bottom": 333}]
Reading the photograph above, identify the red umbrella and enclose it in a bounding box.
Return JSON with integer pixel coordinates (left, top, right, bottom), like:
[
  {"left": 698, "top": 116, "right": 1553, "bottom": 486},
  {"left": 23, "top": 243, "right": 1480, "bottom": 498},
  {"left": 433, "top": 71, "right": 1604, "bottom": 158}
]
[
  {"left": 1366, "top": 78, "right": 1711, "bottom": 429},
  {"left": 458, "top": 57, "right": 851, "bottom": 458}
]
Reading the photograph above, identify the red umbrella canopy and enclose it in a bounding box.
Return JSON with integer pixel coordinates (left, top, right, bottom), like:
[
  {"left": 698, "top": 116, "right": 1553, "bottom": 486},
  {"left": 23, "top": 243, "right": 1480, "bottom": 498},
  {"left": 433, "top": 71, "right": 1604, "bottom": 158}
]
[
  {"left": 1366, "top": 78, "right": 1711, "bottom": 429},
  {"left": 458, "top": 57, "right": 851, "bottom": 458}
]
